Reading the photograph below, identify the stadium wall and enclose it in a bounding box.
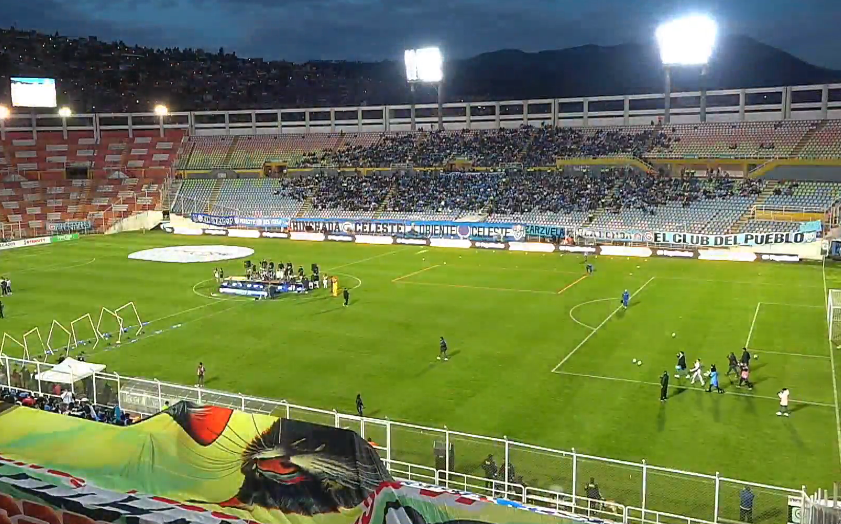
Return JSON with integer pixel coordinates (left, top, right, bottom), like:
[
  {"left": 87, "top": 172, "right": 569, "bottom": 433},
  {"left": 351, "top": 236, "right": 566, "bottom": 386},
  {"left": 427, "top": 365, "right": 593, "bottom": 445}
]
[
  {"left": 1, "top": 83, "right": 841, "bottom": 140},
  {"left": 104, "top": 211, "right": 164, "bottom": 234}
]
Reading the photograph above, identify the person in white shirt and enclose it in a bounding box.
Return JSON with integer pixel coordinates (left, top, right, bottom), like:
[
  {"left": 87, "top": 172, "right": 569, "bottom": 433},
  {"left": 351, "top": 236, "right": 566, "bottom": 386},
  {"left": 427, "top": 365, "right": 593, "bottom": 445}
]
[
  {"left": 689, "top": 359, "right": 705, "bottom": 386},
  {"left": 60, "top": 389, "right": 74, "bottom": 406},
  {"left": 777, "top": 388, "right": 790, "bottom": 417}
]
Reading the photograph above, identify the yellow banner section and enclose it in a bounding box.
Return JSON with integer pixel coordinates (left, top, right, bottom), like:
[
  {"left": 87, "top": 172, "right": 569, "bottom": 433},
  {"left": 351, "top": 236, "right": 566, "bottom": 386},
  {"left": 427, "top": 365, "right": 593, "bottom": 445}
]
[
  {"left": 754, "top": 210, "right": 824, "bottom": 222},
  {"left": 555, "top": 156, "right": 654, "bottom": 173}
]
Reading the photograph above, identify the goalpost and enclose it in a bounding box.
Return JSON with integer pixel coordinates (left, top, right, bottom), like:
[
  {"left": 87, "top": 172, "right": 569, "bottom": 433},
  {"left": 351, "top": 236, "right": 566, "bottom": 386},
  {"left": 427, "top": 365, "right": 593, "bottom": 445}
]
[{"left": 828, "top": 290, "right": 841, "bottom": 346}]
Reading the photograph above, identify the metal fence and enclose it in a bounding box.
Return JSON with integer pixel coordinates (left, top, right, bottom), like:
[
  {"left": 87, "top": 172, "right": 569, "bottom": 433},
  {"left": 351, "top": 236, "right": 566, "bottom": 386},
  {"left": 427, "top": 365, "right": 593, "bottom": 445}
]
[{"left": 0, "top": 354, "right": 807, "bottom": 524}]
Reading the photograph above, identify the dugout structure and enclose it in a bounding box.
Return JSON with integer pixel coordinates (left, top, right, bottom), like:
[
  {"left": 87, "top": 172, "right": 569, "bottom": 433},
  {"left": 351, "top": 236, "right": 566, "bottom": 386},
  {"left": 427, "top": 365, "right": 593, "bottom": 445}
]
[{"left": 829, "top": 290, "right": 841, "bottom": 346}]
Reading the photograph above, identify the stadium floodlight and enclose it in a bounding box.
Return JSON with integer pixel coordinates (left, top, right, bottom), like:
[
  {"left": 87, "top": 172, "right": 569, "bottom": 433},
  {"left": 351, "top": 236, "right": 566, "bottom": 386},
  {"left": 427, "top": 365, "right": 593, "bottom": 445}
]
[
  {"left": 656, "top": 15, "right": 717, "bottom": 124},
  {"left": 57, "top": 106, "right": 72, "bottom": 118},
  {"left": 404, "top": 47, "right": 445, "bottom": 131},
  {"left": 0, "top": 105, "right": 9, "bottom": 120},
  {"left": 404, "top": 47, "right": 443, "bottom": 83},
  {"left": 154, "top": 104, "right": 169, "bottom": 116},
  {"left": 655, "top": 16, "right": 717, "bottom": 66}
]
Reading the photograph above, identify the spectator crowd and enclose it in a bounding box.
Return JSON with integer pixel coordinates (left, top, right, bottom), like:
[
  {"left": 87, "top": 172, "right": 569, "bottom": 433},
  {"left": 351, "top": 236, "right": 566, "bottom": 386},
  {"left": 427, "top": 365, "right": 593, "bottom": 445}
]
[
  {"left": 269, "top": 167, "right": 761, "bottom": 219},
  {"left": 314, "top": 126, "right": 670, "bottom": 169}
]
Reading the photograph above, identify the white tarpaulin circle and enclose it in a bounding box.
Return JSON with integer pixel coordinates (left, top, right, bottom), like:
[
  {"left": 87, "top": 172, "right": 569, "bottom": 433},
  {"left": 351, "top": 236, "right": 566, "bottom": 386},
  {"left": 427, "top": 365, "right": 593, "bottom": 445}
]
[{"left": 128, "top": 245, "right": 254, "bottom": 263}]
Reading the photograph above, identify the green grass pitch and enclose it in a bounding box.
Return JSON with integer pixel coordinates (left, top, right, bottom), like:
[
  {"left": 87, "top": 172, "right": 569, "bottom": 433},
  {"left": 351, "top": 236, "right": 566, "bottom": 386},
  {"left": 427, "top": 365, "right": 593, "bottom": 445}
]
[{"left": 1, "top": 232, "right": 839, "bottom": 522}]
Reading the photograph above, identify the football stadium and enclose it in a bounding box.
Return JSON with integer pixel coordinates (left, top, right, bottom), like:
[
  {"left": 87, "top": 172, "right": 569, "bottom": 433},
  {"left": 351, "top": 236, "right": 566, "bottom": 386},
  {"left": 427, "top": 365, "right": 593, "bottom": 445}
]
[{"left": 1, "top": 16, "right": 841, "bottom": 524}]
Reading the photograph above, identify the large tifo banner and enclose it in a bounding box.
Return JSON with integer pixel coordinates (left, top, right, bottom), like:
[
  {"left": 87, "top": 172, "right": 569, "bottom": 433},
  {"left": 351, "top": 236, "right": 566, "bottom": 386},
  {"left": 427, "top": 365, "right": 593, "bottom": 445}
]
[
  {"left": 653, "top": 231, "right": 817, "bottom": 247},
  {"left": 291, "top": 218, "right": 564, "bottom": 241},
  {"left": 0, "top": 403, "right": 573, "bottom": 524},
  {"left": 191, "top": 213, "right": 290, "bottom": 229},
  {"left": 577, "top": 228, "right": 817, "bottom": 247}
]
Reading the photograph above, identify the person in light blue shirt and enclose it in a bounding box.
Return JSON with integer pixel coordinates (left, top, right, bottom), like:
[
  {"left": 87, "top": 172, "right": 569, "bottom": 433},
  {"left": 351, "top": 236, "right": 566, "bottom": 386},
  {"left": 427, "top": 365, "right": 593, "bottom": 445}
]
[
  {"left": 622, "top": 290, "right": 630, "bottom": 309},
  {"left": 706, "top": 364, "right": 724, "bottom": 393}
]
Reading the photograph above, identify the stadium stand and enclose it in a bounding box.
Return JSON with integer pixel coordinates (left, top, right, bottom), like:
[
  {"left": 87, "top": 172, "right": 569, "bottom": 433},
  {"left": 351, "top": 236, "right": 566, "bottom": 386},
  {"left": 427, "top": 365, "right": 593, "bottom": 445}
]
[
  {"left": 171, "top": 179, "right": 216, "bottom": 214},
  {"left": 763, "top": 180, "right": 841, "bottom": 210},
  {"left": 2, "top": 131, "right": 182, "bottom": 179},
  {"left": 650, "top": 122, "right": 815, "bottom": 159},
  {"left": 211, "top": 178, "right": 307, "bottom": 216},
  {"left": 798, "top": 121, "right": 841, "bottom": 158},
  {"left": 740, "top": 219, "right": 803, "bottom": 233},
  {"left": 0, "top": 177, "right": 162, "bottom": 237}
]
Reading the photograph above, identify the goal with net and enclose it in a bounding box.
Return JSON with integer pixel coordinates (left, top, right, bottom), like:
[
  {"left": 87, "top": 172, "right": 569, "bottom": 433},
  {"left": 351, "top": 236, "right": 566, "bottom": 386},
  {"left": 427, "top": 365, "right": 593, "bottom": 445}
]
[{"left": 828, "top": 290, "right": 841, "bottom": 346}]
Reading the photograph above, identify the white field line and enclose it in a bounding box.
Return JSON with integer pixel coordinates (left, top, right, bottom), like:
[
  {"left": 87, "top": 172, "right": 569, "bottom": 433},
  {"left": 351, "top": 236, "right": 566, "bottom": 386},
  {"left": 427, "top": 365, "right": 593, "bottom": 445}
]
[
  {"left": 760, "top": 302, "right": 823, "bottom": 309},
  {"left": 7, "top": 258, "right": 97, "bottom": 274},
  {"left": 822, "top": 257, "right": 841, "bottom": 472},
  {"left": 568, "top": 298, "right": 615, "bottom": 331},
  {"left": 553, "top": 370, "right": 834, "bottom": 408},
  {"left": 394, "top": 281, "right": 557, "bottom": 295},
  {"left": 328, "top": 249, "right": 402, "bottom": 271},
  {"left": 654, "top": 275, "right": 823, "bottom": 289},
  {"left": 745, "top": 302, "right": 762, "bottom": 348},
  {"left": 551, "top": 277, "right": 655, "bottom": 373},
  {"left": 392, "top": 264, "right": 441, "bottom": 283},
  {"left": 745, "top": 348, "right": 830, "bottom": 360},
  {"left": 148, "top": 300, "right": 231, "bottom": 325},
  {"left": 89, "top": 303, "right": 245, "bottom": 357},
  {"left": 332, "top": 272, "right": 363, "bottom": 290}
]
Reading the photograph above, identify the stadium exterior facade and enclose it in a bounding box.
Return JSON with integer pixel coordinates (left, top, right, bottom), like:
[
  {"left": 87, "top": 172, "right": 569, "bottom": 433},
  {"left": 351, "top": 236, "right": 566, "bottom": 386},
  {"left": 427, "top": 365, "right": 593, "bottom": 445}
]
[{"left": 0, "top": 83, "right": 840, "bottom": 140}]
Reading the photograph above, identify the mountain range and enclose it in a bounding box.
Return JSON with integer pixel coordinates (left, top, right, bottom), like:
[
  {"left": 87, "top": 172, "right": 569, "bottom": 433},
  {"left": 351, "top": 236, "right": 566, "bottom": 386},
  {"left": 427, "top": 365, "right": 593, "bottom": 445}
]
[{"left": 391, "top": 35, "right": 841, "bottom": 102}]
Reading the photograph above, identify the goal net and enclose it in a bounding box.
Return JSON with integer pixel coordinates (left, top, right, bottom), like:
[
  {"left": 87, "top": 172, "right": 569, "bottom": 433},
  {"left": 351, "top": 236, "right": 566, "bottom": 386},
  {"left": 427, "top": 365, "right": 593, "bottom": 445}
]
[{"left": 828, "top": 290, "right": 841, "bottom": 346}]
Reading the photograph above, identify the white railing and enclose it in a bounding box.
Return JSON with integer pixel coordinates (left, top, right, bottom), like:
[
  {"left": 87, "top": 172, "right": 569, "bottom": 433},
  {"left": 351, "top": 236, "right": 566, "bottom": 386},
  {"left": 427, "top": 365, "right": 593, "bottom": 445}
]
[
  {"left": 755, "top": 204, "right": 827, "bottom": 215},
  {"left": 0, "top": 354, "right": 805, "bottom": 524}
]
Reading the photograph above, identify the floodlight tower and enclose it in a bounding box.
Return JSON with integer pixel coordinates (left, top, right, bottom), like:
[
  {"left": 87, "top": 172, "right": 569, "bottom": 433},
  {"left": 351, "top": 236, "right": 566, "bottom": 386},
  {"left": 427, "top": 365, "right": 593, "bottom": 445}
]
[
  {"left": 0, "top": 104, "right": 8, "bottom": 141},
  {"left": 154, "top": 104, "right": 169, "bottom": 137},
  {"left": 404, "top": 47, "right": 444, "bottom": 131},
  {"left": 656, "top": 16, "right": 717, "bottom": 123}
]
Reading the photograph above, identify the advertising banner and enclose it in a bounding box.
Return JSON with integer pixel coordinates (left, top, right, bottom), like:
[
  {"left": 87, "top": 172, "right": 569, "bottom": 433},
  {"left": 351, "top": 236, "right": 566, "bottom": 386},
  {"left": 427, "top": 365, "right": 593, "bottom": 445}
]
[
  {"left": 47, "top": 220, "right": 91, "bottom": 232},
  {"left": 575, "top": 227, "right": 646, "bottom": 242},
  {"left": 50, "top": 233, "right": 80, "bottom": 243},
  {"left": 291, "top": 218, "right": 550, "bottom": 241},
  {"left": 191, "top": 213, "right": 290, "bottom": 229},
  {"left": 654, "top": 231, "right": 817, "bottom": 247},
  {"left": 0, "top": 236, "right": 53, "bottom": 251}
]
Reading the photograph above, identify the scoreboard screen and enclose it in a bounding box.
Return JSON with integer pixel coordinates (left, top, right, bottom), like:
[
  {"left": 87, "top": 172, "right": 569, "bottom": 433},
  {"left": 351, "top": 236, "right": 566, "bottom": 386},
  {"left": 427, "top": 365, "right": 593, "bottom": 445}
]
[{"left": 11, "top": 77, "right": 57, "bottom": 108}]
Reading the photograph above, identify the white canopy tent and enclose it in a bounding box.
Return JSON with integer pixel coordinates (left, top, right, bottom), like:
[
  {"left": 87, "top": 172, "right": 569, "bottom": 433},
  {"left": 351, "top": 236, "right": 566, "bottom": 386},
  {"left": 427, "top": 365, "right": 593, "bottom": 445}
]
[{"left": 34, "top": 358, "right": 106, "bottom": 384}]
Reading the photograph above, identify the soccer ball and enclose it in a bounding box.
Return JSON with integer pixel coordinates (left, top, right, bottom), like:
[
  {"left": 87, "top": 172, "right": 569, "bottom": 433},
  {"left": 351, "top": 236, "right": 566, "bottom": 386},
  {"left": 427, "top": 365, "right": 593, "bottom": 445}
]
[
  {"left": 632, "top": 358, "right": 638, "bottom": 364},
  {"left": 637, "top": 360, "right": 643, "bottom": 366},
  {"left": 671, "top": 333, "right": 676, "bottom": 338},
  {"left": 754, "top": 354, "right": 759, "bottom": 360}
]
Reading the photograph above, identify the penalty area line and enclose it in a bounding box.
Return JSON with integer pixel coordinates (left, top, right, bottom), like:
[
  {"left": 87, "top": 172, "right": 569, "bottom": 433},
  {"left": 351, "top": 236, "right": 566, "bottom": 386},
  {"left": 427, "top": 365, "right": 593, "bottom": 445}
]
[
  {"left": 392, "top": 264, "right": 441, "bottom": 283},
  {"left": 328, "top": 249, "right": 402, "bottom": 272},
  {"left": 553, "top": 370, "right": 834, "bottom": 408},
  {"left": 551, "top": 277, "right": 655, "bottom": 373},
  {"left": 558, "top": 274, "right": 588, "bottom": 294}
]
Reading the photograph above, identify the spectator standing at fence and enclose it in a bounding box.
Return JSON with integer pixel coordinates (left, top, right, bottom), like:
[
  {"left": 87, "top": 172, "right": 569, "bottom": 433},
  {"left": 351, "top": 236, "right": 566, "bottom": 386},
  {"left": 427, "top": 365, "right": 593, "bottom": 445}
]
[
  {"left": 60, "top": 388, "right": 74, "bottom": 407},
  {"left": 482, "top": 454, "right": 498, "bottom": 489},
  {"left": 197, "top": 362, "right": 206, "bottom": 388},
  {"left": 585, "top": 477, "right": 602, "bottom": 510},
  {"left": 356, "top": 394, "right": 364, "bottom": 417},
  {"left": 739, "top": 486, "right": 754, "bottom": 523}
]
